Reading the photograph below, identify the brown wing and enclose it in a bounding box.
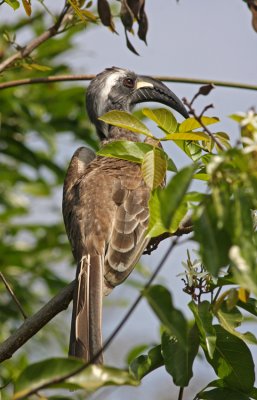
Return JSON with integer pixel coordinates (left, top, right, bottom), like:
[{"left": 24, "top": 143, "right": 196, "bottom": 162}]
[{"left": 103, "top": 165, "right": 150, "bottom": 293}]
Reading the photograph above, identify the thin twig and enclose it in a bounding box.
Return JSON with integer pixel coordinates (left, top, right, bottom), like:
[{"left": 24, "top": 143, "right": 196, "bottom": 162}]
[
  {"left": 178, "top": 387, "right": 184, "bottom": 400},
  {"left": 0, "top": 2, "right": 70, "bottom": 73},
  {"left": 199, "top": 104, "right": 214, "bottom": 119},
  {"left": 212, "top": 286, "right": 222, "bottom": 306},
  {"left": 1, "top": 75, "right": 257, "bottom": 91},
  {"left": 13, "top": 238, "right": 180, "bottom": 399},
  {"left": 37, "top": 0, "right": 55, "bottom": 19},
  {"left": 0, "top": 272, "right": 27, "bottom": 320},
  {"left": 183, "top": 97, "right": 224, "bottom": 151},
  {"left": 0, "top": 281, "right": 75, "bottom": 363}
]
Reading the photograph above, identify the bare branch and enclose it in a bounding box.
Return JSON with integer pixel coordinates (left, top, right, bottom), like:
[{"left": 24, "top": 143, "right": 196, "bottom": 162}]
[
  {"left": 0, "top": 272, "right": 27, "bottom": 320},
  {"left": 0, "top": 74, "right": 96, "bottom": 90},
  {"left": 1, "top": 75, "right": 257, "bottom": 92},
  {"left": 144, "top": 214, "right": 193, "bottom": 255},
  {"left": 0, "top": 2, "right": 70, "bottom": 73},
  {"left": 0, "top": 281, "right": 75, "bottom": 363},
  {"left": 182, "top": 97, "right": 224, "bottom": 151},
  {"left": 189, "top": 83, "right": 215, "bottom": 106}
]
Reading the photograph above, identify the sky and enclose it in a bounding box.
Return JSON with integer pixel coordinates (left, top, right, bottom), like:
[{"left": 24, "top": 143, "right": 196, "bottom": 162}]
[{"left": 2, "top": 1, "right": 257, "bottom": 399}]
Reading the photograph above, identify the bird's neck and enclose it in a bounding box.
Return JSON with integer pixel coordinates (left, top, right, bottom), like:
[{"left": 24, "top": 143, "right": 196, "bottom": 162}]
[{"left": 106, "top": 125, "right": 139, "bottom": 142}]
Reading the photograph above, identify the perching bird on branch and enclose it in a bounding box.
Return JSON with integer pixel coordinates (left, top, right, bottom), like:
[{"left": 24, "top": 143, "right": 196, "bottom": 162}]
[{"left": 62, "top": 67, "right": 188, "bottom": 364}]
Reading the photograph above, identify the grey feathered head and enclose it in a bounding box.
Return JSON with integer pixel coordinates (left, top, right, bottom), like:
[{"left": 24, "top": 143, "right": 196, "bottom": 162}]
[{"left": 86, "top": 66, "right": 188, "bottom": 139}]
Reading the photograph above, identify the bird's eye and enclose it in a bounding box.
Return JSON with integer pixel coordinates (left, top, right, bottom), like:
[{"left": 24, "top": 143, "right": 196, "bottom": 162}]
[{"left": 123, "top": 78, "right": 135, "bottom": 88}]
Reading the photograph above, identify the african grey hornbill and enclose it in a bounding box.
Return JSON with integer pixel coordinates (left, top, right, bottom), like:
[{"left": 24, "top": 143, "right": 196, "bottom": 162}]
[{"left": 62, "top": 67, "right": 188, "bottom": 364}]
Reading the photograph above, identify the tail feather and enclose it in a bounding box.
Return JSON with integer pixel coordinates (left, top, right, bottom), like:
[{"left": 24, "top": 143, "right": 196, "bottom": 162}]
[{"left": 69, "top": 255, "right": 103, "bottom": 364}]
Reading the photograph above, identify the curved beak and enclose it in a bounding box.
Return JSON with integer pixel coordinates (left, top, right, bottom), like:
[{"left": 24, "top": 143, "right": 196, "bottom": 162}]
[{"left": 130, "top": 75, "right": 189, "bottom": 119}]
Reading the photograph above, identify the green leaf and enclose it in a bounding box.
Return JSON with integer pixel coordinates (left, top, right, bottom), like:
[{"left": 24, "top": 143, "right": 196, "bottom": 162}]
[
  {"left": 129, "top": 345, "right": 163, "bottom": 380},
  {"left": 147, "top": 190, "right": 167, "bottom": 238},
  {"left": 167, "top": 156, "right": 177, "bottom": 172},
  {"left": 14, "top": 358, "right": 139, "bottom": 399},
  {"left": 228, "top": 190, "right": 257, "bottom": 295},
  {"left": 214, "top": 132, "right": 231, "bottom": 149},
  {"left": 229, "top": 113, "right": 245, "bottom": 123},
  {"left": 194, "top": 202, "right": 231, "bottom": 275},
  {"left": 126, "top": 344, "right": 150, "bottom": 365},
  {"left": 237, "top": 298, "right": 257, "bottom": 317},
  {"left": 142, "top": 108, "right": 177, "bottom": 133},
  {"left": 97, "top": 140, "right": 154, "bottom": 163},
  {"left": 189, "top": 301, "right": 216, "bottom": 359},
  {"left": 205, "top": 325, "right": 255, "bottom": 394},
  {"left": 141, "top": 147, "right": 167, "bottom": 189},
  {"left": 185, "top": 191, "right": 206, "bottom": 203},
  {"left": 186, "top": 141, "right": 203, "bottom": 161},
  {"left": 250, "top": 388, "right": 257, "bottom": 399},
  {"left": 160, "top": 164, "right": 195, "bottom": 231},
  {"left": 168, "top": 201, "right": 188, "bottom": 233},
  {"left": 4, "top": 0, "right": 20, "bottom": 10},
  {"left": 144, "top": 285, "right": 188, "bottom": 347},
  {"left": 162, "top": 324, "right": 199, "bottom": 387},
  {"left": 179, "top": 117, "right": 219, "bottom": 132},
  {"left": 99, "top": 110, "right": 153, "bottom": 137},
  {"left": 164, "top": 132, "right": 210, "bottom": 141},
  {"left": 216, "top": 304, "right": 257, "bottom": 345},
  {"left": 80, "top": 9, "right": 98, "bottom": 22},
  {"left": 198, "top": 388, "right": 250, "bottom": 400},
  {"left": 67, "top": 0, "right": 97, "bottom": 22},
  {"left": 27, "top": 63, "right": 52, "bottom": 72},
  {"left": 193, "top": 173, "right": 210, "bottom": 181},
  {"left": 230, "top": 245, "right": 257, "bottom": 297},
  {"left": 232, "top": 189, "right": 254, "bottom": 245}
]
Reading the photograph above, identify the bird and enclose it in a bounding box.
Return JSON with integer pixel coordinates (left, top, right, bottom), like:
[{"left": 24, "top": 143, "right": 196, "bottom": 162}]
[{"left": 62, "top": 67, "right": 188, "bottom": 364}]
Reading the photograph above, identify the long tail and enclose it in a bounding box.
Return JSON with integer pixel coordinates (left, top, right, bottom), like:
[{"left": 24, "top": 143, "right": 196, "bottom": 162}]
[{"left": 69, "top": 255, "right": 104, "bottom": 364}]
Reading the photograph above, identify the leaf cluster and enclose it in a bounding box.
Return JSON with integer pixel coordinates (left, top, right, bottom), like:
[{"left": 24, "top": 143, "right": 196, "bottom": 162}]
[{"left": 2, "top": 0, "right": 149, "bottom": 55}]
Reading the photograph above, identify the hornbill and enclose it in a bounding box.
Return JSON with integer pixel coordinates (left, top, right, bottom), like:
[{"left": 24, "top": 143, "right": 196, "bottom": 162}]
[{"left": 62, "top": 67, "right": 188, "bottom": 364}]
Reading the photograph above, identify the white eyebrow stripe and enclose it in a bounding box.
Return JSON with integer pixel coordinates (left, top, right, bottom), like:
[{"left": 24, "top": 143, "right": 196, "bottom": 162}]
[{"left": 97, "top": 71, "right": 126, "bottom": 117}]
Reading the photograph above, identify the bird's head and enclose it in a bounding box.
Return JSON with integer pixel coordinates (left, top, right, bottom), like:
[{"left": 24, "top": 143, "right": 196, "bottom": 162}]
[{"left": 86, "top": 66, "right": 188, "bottom": 139}]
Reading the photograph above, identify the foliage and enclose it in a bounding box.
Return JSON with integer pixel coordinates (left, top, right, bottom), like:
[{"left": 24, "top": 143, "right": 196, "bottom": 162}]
[
  {"left": 2, "top": 0, "right": 148, "bottom": 55},
  {"left": 13, "top": 358, "right": 139, "bottom": 399},
  {"left": 0, "top": 2, "right": 257, "bottom": 400}
]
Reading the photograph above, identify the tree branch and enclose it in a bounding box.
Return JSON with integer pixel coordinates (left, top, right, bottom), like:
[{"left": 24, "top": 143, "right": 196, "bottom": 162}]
[
  {"left": 0, "top": 2, "right": 70, "bottom": 73},
  {"left": 0, "top": 74, "right": 96, "bottom": 90},
  {"left": 0, "top": 281, "right": 75, "bottom": 363},
  {"left": 144, "top": 214, "right": 193, "bottom": 255},
  {"left": 0, "top": 272, "right": 27, "bottom": 320},
  {"left": 1, "top": 75, "right": 257, "bottom": 91}
]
